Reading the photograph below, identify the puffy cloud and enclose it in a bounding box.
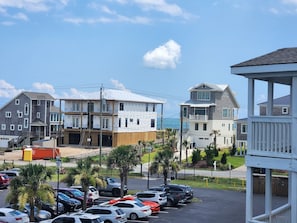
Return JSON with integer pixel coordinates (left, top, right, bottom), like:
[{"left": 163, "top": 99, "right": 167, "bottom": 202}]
[
  {"left": 32, "top": 82, "right": 55, "bottom": 95},
  {"left": 143, "top": 40, "right": 181, "bottom": 69},
  {"left": 110, "top": 79, "right": 130, "bottom": 91},
  {"left": 0, "top": 80, "right": 22, "bottom": 98}
]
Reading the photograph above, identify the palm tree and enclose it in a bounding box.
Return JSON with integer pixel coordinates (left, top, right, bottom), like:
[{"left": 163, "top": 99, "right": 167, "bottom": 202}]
[
  {"left": 210, "top": 129, "right": 221, "bottom": 149},
  {"left": 150, "top": 145, "right": 180, "bottom": 185},
  {"left": 6, "top": 164, "right": 54, "bottom": 222},
  {"left": 182, "top": 139, "right": 189, "bottom": 166},
  {"left": 63, "top": 157, "right": 105, "bottom": 210},
  {"left": 107, "top": 145, "right": 140, "bottom": 197}
]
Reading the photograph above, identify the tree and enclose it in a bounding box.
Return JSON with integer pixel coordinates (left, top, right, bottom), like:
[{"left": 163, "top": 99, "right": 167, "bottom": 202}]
[
  {"left": 63, "top": 157, "right": 105, "bottom": 210},
  {"left": 192, "top": 149, "right": 201, "bottom": 166},
  {"left": 6, "top": 164, "right": 54, "bottom": 222},
  {"left": 150, "top": 145, "right": 180, "bottom": 185},
  {"left": 221, "top": 152, "right": 227, "bottom": 165},
  {"left": 107, "top": 145, "right": 140, "bottom": 197},
  {"left": 204, "top": 146, "right": 215, "bottom": 166},
  {"left": 182, "top": 139, "right": 190, "bottom": 165},
  {"left": 210, "top": 129, "right": 221, "bottom": 150}
]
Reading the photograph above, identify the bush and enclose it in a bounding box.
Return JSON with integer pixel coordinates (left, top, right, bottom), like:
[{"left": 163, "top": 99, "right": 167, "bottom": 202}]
[{"left": 221, "top": 152, "right": 227, "bottom": 165}]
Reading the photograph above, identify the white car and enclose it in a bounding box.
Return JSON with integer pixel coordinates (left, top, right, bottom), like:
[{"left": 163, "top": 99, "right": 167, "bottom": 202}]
[
  {"left": 136, "top": 190, "right": 168, "bottom": 207},
  {"left": 85, "top": 205, "right": 127, "bottom": 223},
  {"left": 110, "top": 200, "right": 151, "bottom": 220},
  {"left": 0, "top": 207, "right": 29, "bottom": 223},
  {"left": 71, "top": 185, "right": 100, "bottom": 204},
  {"left": 40, "top": 212, "right": 103, "bottom": 223}
]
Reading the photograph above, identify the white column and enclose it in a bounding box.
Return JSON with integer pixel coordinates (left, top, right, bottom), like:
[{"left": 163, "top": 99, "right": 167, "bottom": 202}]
[
  {"left": 248, "top": 78, "right": 255, "bottom": 116},
  {"left": 246, "top": 166, "right": 253, "bottom": 223},
  {"left": 267, "top": 82, "right": 273, "bottom": 116},
  {"left": 265, "top": 169, "right": 272, "bottom": 216},
  {"left": 291, "top": 172, "right": 297, "bottom": 222}
]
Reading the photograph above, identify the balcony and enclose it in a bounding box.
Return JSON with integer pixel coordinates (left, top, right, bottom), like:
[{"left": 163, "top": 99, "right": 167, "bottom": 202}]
[
  {"left": 188, "top": 114, "right": 208, "bottom": 121},
  {"left": 249, "top": 116, "right": 292, "bottom": 159}
]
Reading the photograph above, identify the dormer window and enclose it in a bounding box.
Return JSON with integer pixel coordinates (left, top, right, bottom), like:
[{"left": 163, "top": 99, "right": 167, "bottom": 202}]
[{"left": 197, "top": 91, "right": 210, "bottom": 101}]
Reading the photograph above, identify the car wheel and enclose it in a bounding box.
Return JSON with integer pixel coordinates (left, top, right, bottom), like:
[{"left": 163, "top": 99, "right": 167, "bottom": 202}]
[
  {"left": 104, "top": 220, "right": 112, "bottom": 223},
  {"left": 167, "top": 199, "right": 173, "bottom": 207},
  {"left": 130, "top": 213, "right": 138, "bottom": 220},
  {"left": 112, "top": 189, "right": 120, "bottom": 197}
]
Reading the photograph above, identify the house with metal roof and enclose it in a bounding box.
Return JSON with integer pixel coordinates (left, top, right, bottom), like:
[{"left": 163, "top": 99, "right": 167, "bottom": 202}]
[
  {"left": 231, "top": 47, "right": 297, "bottom": 223},
  {"left": 0, "top": 91, "right": 56, "bottom": 148},
  {"left": 60, "top": 88, "right": 164, "bottom": 148},
  {"left": 180, "top": 83, "right": 239, "bottom": 149}
]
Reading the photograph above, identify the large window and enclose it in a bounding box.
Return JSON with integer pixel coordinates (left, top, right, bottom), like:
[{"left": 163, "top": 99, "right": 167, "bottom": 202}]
[
  {"left": 241, "top": 124, "right": 247, "bottom": 134},
  {"left": 24, "top": 118, "right": 29, "bottom": 128},
  {"left": 24, "top": 103, "right": 29, "bottom": 115},
  {"left": 197, "top": 91, "right": 210, "bottom": 101},
  {"left": 195, "top": 123, "right": 199, "bottom": 131},
  {"left": 72, "top": 117, "right": 79, "bottom": 128},
  {"left": 203, "top": 123, "right": 207, "bottom": 131},
  {"left": 120, "top": 103, "right": 124, "bottom": 111},
  {"left": 72, "top": 102, "right": 80, "bottom": 112},
  {"left": 222, "top": 108, "right": 232, "bottom": 118},
  {"left": 151, "top": 119, "right": 155, "bottom": 128},
  {"left": 5, "top": 111, "right": 11, "bottom": 118}
]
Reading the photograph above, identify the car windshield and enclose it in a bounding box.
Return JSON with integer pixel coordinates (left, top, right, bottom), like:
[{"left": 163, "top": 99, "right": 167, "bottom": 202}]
[
  {"left": 80, "top": 218, "right": 102, "bottom": 223},
  {"left": 71, "top": 189, "right": 83, "bottom": 196},
  {"left": 58, "top": 192, "right": 70, "bottom": 200},
  {"left": 9, "top": 210, "right": 24, "bottom": 216},
  {"left": 134, "top": 202, "right": 144, "bottom": 207}
]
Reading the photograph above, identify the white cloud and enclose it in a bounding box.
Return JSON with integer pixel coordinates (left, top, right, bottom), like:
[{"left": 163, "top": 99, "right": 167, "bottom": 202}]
[
  {"left": 32, "top": 82, "right": 55, "bottom": 95},
  {"left": 0, "top": 80, "right": 22, "bottom": 98},
  {"left": 143, "top": 39, "right": 181, "bottom": 69},
  {"left": 12, "top": 12, "right": 28, "bottom": 21},
  {"left": 282, "top": 0, "right": 297, "bottom": 5},
  {"left": 1, "top": 20, "right": 14, "bottom": 26},
  {"left": 110, "top": 79, "right": 130, "bottom": 91}
]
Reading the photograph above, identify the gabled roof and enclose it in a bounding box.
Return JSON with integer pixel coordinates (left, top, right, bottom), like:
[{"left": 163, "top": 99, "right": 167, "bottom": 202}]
[
  {"left": 22, "top": 92, "right": 55, "bottom": 101},
  {"left": 189, "top": 83, "right": 228, "bottom": 92},
  {"left": 258, "top": 95, "right": 290, "bottom": 106},
  {"left": 61, "top": 89, "right": 164, "bottom": 104}
]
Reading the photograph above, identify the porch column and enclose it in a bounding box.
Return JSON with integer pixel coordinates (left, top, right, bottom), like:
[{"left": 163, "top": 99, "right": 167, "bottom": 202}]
[
  {"left": 246, "top": 166, "right": 253, "bottom": 223},
  {"left": 267, "top": 82, "right": 273, "bottom": 116},
  {"left": 265, "top": 169, "right": 272, "bottom": 217},
  {"left": 291, "top": 172, "right": 297, "bottom": 222},
  {"left": 248, "top": 78, "right": 255, "bottom": 116}
]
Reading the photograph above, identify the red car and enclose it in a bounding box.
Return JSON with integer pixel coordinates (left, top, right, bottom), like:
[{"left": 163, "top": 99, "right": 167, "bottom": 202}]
[
  {"left": 0, "top": 174, "right": 10, "bottom": 189},
  {"left": 109, "top": 195, "right": 160, "bottom": 214}
]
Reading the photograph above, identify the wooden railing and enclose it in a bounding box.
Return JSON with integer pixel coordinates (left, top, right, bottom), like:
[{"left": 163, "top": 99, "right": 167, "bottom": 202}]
[
  {"left": 188, "top": 114, "right": 208, "bottom": 121},
  {"left": 249, "top": 116, "right": 292, "bottom": 159}
]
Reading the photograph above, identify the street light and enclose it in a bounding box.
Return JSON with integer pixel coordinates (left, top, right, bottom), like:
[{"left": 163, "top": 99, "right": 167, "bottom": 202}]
[
  {"left": 147, "top": 146, "right": 152, "bottom": 189},
  {"left": 56, "top": 156, "right": 61, "bottom": 214}
]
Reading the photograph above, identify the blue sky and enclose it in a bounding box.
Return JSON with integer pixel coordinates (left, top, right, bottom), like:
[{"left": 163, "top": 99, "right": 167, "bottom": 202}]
[{"left": 0, "top": 0, "right": 296, "bottom": 118}]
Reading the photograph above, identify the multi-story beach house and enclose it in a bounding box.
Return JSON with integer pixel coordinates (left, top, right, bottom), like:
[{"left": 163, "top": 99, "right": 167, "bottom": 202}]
[
  {"left": 231, "top": 47, "right": 297, "bottom": 223},
  {"left": 235, "top": 118, "right": 248, "bottom": 155},
  {"left": 0, "top": 91, "right": 56, "bottom": 148},
  {"left": 60, "top": 88, "right": 164, "bottom": 148},
  {"left": 180, "top": 83, "right": 239, "bottom": 149}
]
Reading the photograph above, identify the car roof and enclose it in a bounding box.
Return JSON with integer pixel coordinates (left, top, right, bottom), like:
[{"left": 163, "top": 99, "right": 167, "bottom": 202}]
[
  {"left": 137, "top": 190, "right": 164, "bottom": 194},
  {"left": 0, "top": 207, "right": 19, "bottom": 213},
  {"left": 68, "top": 212, "right": 101, "bottom": 219},
  {"left": 88, "top": 205, "right": 119, "bottom": 210}
]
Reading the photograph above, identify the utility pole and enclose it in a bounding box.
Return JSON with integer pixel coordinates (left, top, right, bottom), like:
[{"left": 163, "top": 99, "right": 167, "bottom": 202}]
[
  {"left": 179, "top": 105, "right": 183, "bottom": 164},
  {"left": 99, "top": 85, "right": 103, "bottom": 166}
]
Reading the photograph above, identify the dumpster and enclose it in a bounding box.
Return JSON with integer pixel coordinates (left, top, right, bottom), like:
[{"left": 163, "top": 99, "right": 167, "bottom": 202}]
[
  {"left": 23, "top": 148, "right": 32, "bottom": 161},
  {"left": 22, "top": 146, "right": 61, "bottom": 160}
]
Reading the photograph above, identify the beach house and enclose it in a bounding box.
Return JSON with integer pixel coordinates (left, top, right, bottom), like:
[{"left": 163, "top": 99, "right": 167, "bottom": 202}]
[{"left": 231, "top": 47, "right": 297, "bottom": 223}]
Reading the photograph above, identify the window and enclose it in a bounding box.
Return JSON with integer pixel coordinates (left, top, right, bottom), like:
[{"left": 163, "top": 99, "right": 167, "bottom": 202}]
[
  {"left": 195, "top": 123, "right": 199, "bottom": 131},
  {"left": 72, "top": 117, "right": 79, "bottom": 128},
  {"left": 222, "top": 108, "right": 232, "bottom": 118},
  {"left": 125, "top": 118, "right": 128, "bottom": 127},
  {"left": 197, "top": 91, "right": 210, "bottom": 101},
  {"left": 151, "top": 119, "right": 155, "bottom": 128},
  {"left": 5, "top": 111, "right": 11, "bottom": 118},
  {"left": 37, "top": 112, "right": 40, "bottom": 119},
  {"left": 24, "top": 103, "right": 29, "bottom": 115},
  {"left": 15, "top": 99, "right": 20, "bottom": 105},
  {"left": 72, "top": 102, "right": 80, "bottom": 112},
  {"left": 146, "top": 104, "right": 149, "bottom": 112},
  {"left": 10, "top": 124, "right": 15, "bottom": 131},
  {"left": 183, "top": 107, "right": 187, "bottom": 117},
  {"left": 103, "top": 118, "right": 109, "bottom": 128},
  {"left": 203, "top": 123, "right": 207, "bottom": 131},
  {"left": 241, "top": 124, "right": 247, "bottom": 134},
  {"left": 118, "top": 118, "right": 121, "bottom": 128},
  {"left": 18, "top": 125, "right": 22, "bottom": 131},
  {"left": 153, "top": 104, "right": 155, "bottom": 112},
  {"left": 1, "top": 124, "right": 6, "bottom": 130},
  {"left": 18, "top": 111, "right": 23, "bottom": 118},
  {"left": 137, "top": 119, "right": 140, "bottom": 125},
  {"left": 282, "top": 106, "right": 289, "bottom": 115},
  {"left": 37, "top": 100, "right": 41, "bottom": 106},
  {"left": 119, "top": 103, "right": 124, "bottom": 111},
  {"left": 24, "top": 118, "right": 29, "bottom": 128}
]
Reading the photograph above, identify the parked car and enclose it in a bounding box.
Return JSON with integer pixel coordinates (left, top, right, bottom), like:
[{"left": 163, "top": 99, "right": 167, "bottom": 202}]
[
  {"left": 136, "top": 190, "right": 168, "bottom": 207},
  {"left": 57, "top": 188, "right": 93, "bottom": 207},
  {"left": 40, "top": 212, "right": 103, "bottom": 223},
  {"left": 57, "top": 192, "right": 81, "bottom": 212},
  {"left": 36, "top": 199, "right": 65, "bottom": 217},
  {"left": 97, "top": 177, "right": 128, "bottom": 197},
  {"left": 110, "top": 200, "right": 151, "bottom": 220},
  {"left": 109, "top": 195, "right": 160, "bottom": 214},
  {"left": 22, "top": 204, "right": 52, "bottom": 222},
  {"left": 161, "top": 184, "right": 194, "bottom": 202},
  {"left": 149, "top": 186, "right": 186, "bottom": 207},
  {"left": 70, "top": 185, "right": 100, "bottom": 204},
  {"left": 0, "top": 170, "right": 19, "bottom": 179},
  {"left": 85, "top": 205, "right": 127, "bottom": 223},
  {"left": 0, "top": 173, "right": 10, "bottom": 189},
  {"left": 0, "top": 207, "right": 29, "bottom": 223}
]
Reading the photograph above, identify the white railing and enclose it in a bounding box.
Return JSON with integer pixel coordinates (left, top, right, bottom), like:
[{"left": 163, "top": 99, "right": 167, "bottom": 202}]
[
  {"left": 188, "top": 114, "right": 208, "bottom": 121},
  {"left": 250, "top": 116, "right": 292, "bottom": 158},
  {"left": 250, "top": 203, "right": 291, "bottom": 223}
]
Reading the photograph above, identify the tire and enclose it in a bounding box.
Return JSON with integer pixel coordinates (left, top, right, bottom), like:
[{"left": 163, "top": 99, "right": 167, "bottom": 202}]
[
  {"left": 104, "top": 220, "right": 112, "bottom": 223},
  {"left": 112, "top": 189, "right": 120, "bottom": 197},
  {"left": 130, "top": 213, "right": 138, "bottom": 220},
  {"left": 167, "top": 199, "right": 173, "bottom": 207}
]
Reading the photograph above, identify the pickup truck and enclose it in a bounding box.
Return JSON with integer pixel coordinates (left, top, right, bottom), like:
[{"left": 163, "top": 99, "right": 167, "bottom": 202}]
[{"left": 98, "top": 177, "right": 128, "bottom": 197}]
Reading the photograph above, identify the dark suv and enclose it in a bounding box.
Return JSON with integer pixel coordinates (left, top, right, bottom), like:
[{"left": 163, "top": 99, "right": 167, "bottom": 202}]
[{"left": 162, "top": 184, "right": 194, "bottom": 203}]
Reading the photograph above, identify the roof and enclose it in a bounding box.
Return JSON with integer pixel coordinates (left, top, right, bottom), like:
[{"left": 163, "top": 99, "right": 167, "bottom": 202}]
[
  {"left": 61, "top": 88, "right": 164, "bottom": 104},
  {"left": 232, "top": 48, "right": 297, "bottom": 67},
  {"left": 189, "top": 83, "right": 228, "bottom": 92},
  {"left": 180, "top": 102, "right": 216, "bottom": 107},
  {"left": 258, "top": 95, "right": 290, "bottom": 106},
  {"left": 22, "top": 92, "right": 55, "bottom": 101}
]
